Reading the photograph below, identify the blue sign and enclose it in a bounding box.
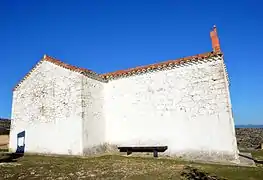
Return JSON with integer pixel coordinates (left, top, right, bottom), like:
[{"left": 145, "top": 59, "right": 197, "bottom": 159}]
[{"left": 16, "top": 130, "right": 25, "bottom": 154}]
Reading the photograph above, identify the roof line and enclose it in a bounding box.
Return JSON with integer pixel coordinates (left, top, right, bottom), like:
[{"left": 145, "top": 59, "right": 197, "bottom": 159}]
[
  {"left": 100, "top": 51, "right": 222, "bottom": 79},
  {"left": 13, "top": 57, "right": 46, "bottom": 91},
  {"left": 13, "top": 55, "right": 106, "bottom": 91},
  {"left": 13, "top": 51, "right": 223, "bottom": 91},
  {"left": 44, "top": 55, "right": 98, "bottom": 74}
]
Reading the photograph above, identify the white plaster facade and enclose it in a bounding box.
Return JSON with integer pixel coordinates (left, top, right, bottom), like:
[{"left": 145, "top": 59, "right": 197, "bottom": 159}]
[
  {"left": 9, "top": 53, "right": 239, "bottom": 162},
  {"left": 9, "top": 27, "right": 239, "bottom": 162},
  {"left": 104, "top": 56, "right": 238, "bottom": 161},
  {"left": 81, "top": 75, "right": 105, "bottom": 154},
  {"left": 9, "top": 61, "right": 84, "bottom": 155}
]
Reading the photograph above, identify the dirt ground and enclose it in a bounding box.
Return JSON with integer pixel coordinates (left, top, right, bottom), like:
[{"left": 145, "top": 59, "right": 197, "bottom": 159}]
[
  {"left": 0, "top": 135, "right": 262, "bottom": 179},
  {"left": 0, "top": 135, "right": 9, "bottom": 149},
  {"left": 0, "top": 153, "right": 262, "bottom": 180}
]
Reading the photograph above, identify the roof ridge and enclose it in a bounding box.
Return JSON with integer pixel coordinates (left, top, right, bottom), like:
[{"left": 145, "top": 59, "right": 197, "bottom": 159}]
[
  {"left": 43, "top": 55, "right": 107, "bottom": 83},
  {"left": 13, "top": 55, "right": 103, "bottom": 91},
  {"left": 13, "top": 51, "right": 223, "bottom": 91},
  {"left": 100, "top": 51, "right": 222, "bottom": 79},
  {"left": 43, "top": 55, "right": 96, "bottom": 74}
]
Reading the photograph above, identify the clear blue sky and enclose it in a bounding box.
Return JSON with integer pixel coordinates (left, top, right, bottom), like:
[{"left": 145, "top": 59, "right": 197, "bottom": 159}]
[{"left": 1, "top": 0, "right": 262, "bottom": 125}]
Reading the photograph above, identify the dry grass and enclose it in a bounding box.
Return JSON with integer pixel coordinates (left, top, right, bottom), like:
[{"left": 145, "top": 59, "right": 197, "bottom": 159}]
[
  {"left": 0, "top": 134, "right": 262, "bottom": 179},
  {"left": 251, "top": 150, "right": 263, "bottom": 160},
  {"left": 0, "top": 135, "right": 9, "bottom": 149},
  {"left": 0, "top": 155, "right": 185, "bottom": 179},
  {"left": 0, "top": 152, "right": 262, "bottom": 180}
]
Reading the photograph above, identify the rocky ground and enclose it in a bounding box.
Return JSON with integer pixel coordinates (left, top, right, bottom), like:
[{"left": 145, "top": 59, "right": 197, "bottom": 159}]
[{"left": 236, "top": 128, "right": 263, "bottom": 150}]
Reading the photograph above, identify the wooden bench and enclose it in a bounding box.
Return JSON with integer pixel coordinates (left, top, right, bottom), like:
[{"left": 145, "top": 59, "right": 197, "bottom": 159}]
[{"left": 117, "top": 146, "right": 168, "bottom": 158}]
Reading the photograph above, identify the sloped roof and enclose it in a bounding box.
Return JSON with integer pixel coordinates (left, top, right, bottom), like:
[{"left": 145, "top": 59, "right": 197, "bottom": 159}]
[
  {"left": 13, "top": 26, "right": 225, "bottom": 91},
  {"left": 13, "top": 55, "right": 103, "bottom": 91},
  {"left": 13, "top": 51, "right": 222, "bottom": 91},
  {"left": 44, "top": 55, "right": 97, "bottom": 74},
  {"left": 100, "top": 51, "right": 222, "bottom": 79}
]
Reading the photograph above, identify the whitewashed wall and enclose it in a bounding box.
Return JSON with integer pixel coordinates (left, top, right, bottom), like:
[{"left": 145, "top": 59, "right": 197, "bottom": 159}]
[
  {"left": 81, "top": 76, "right": 106, "bottom": 154},
  {"left": 104, "top": 57, "right": 239, "bottom": 161},
  {"left": 9, "top": 54, "right": 239, "bottom": 162},
  {"left": 9, "top": 61, "right": 83, "bottom": 155}
]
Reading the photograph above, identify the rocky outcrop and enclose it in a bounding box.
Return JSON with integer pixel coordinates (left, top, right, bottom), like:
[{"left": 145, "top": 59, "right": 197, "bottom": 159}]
[{"left": 236, "top": 128, "right": 263, "bottom": 150}]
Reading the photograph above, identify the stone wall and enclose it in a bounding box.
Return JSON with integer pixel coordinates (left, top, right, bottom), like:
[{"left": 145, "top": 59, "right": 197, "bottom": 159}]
[
  {"left": 105, "top": 55, "right": 239, "bottom": 162},
  {"left": 9, "top": 61, "right": 83, "bottom": 155}
]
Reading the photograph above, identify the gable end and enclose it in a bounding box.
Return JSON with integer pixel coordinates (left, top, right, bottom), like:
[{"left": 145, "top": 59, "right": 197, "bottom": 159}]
[
  {"left": 13, "top": 58, "right": 46, "bottom": 91},
  {"left": 13, "top": 55, "right": 106, "bottom": 91}
]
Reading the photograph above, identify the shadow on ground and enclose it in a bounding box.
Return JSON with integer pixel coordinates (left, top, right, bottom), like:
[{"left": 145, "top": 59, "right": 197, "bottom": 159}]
[
  {"left": 0, "top": 153, "right": 24, "bottom": 163},
  {"left": 239, "top": 153, "right": 263, "bottom": 164}
]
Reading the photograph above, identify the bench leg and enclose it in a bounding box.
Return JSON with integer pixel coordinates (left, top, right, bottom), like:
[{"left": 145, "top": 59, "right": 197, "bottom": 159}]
[
  {"left": 127, "top": 150, "right": 132, "bottom": 156},
  {"left": 153, "top": 150, "right": 158, "bottom": 158}
]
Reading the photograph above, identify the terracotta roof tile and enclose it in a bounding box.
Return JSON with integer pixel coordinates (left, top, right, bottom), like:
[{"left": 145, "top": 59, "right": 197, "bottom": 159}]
[
  {"left": 100, "top": 51, "right": 222, "bottom": 79},
  {"left": 44, "top": 55, "right": 97, "bottom": 74},
  {"left": 13, "top": 51, "right": 222, "bottom": 91},
  {"left": 13, "top": 55, "right": 99, "bottom": 91}
]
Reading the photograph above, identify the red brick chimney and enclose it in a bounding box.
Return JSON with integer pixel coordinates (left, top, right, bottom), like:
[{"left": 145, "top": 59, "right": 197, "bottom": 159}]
[{"left": 210, "top": 25, "right": 221, "bottom": 52}]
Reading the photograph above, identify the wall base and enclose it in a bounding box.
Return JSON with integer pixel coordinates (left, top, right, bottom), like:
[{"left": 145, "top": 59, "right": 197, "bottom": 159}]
[
  {"left": 170, "top": 150, "right": 240, "bottom": 164},
  {"left": 83, "top": 143, "right": 118, "bottom": 156}
]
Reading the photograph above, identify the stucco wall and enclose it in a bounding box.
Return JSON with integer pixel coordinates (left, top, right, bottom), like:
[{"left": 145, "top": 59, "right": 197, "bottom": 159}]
[
  {"left": 9, "top": 61, "right": 83, "bottom": 155},
  {"left": 81, "top": 76, "right": 106, "bottom": 155},
  {"left": 9, "top": 54, "right": 239, "bottom": 162},
  {"left": 105, "top": 56, "right": 238, "bottom": 161}
]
